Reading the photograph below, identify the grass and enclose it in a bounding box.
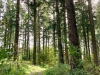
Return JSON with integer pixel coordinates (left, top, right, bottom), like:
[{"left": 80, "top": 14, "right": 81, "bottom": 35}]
[
  {"left": 42, "top": 64, "right": 70, "bottom": 75},
  {"left": 0, "top": 60, "right": 46, "bottom": 75},
  {"left": 42, "top": 63, "right": 100, "bottom": 75},
  {"left": 0, "top": 59, "right": 100, "bottom": 75},
  {"left": 21, "top": 61, "right": 46, "bottom": 74}
]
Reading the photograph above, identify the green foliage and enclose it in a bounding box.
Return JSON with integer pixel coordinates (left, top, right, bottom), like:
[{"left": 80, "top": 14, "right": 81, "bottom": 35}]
[
  {"left": 21, "top": 48, "right": 33, "bottom": 61},
  {"left": 37, "top": 47, "right": 56, "bottom": 67},
  {"left": 0, "top": 48, "right": 13, "bottom": 60},
  {"left": 83, "top": 61, "right": 100, "bottom": 75},
  {"left": 43, "top": 62, "right": 100, "bottom": 75},
  {"left": 43, "top": 23, "right": 56, "bottom": 32},
  {"left": 0, "top": 60, "right": 46, "bottom": 75},
  {"left": 43, "top": 64, "right": 70, "bottom": 75},
  {"left": 0, "top": 60, "right": 25, "bottom": 75},
  {"left": 69, "top": 44, "right": 81, "bottom": 57},
  {"left": 67, "top": 68, "right": 88, "bottom": 75}
]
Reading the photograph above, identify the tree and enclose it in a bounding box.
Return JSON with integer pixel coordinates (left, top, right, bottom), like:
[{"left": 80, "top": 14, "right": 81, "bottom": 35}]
[
  {"left": 75, "top": 0, "right": 91, "bottom": 61},
  {"left": 37, "top": 7, "right": 41, "bottom": 64},
  {"left": 56, "top": 0, "right": 64, "bottom": 64},
  {"left": 52, "top": 2, "right": 56, "bottom": 58},
  {"left": 14, "top": 0, "right": 20, "bottom": 61},
  {"left": 87, "top": 0, "right": 98, "bottom": 66},
  {"left": 62, "top": 0, "right": 69, "bottom": 64},
  {"left": 27, "top": 0, "right": 30, "bottom": 60},
  {"left": 33, "top": 0, "right": 37, "bottom": 65},
  {"left": 66, "top": 0, "right": 82, "bottom": 69}
]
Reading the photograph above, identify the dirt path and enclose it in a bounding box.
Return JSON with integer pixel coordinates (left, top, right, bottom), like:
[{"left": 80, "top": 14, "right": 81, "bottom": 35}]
[
  {"left": 37, "top": 72, "right": 41, "bottom": 75},
  {"left": 29, "top": 71, "right": 41, "bottom": 75},
  {"left": 29, "top": 72, "right": 33, "bottom": 75}
]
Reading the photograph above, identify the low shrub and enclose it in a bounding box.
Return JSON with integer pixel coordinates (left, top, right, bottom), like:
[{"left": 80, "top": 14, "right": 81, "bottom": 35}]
[
  {"left": 43, "top": 64, "right": 70, "bottom": 75},
  {"left": 67, "top": 68, "right": 88, "bottom": 75},
  {"left": 0, "top": 60, "right": 25, "bottom": 75}
]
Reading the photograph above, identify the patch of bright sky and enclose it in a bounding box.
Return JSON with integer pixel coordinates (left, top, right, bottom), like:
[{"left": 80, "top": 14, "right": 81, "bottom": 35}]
[{"left": 93, "top": 0, "right": 99, "bottom": 5}]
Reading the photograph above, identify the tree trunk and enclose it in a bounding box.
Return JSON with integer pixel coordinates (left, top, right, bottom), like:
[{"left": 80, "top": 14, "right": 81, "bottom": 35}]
[
  {"left": 53, "top": 24, "right": 56, "bottom": 57},
  {"left": 14, "top": 0, "right": 20, "bottom": 61},
  {"left": 25, "top": 28, "right": 27, "bottom": 57},
  {"left": 33, "top": 0, "right": 37, "bottom": 65},
  {"left": 38, "top": 28, "right": 41, "bottom": 64},
  {"left": 26, "top": 0, "right": 30, "bottom": 60},
  {"left": 37, "top": 7, "right": 41, "bottom": 65},
  {"left": 43, "top": 27, "right": 44, "bottom": 53},
  {"left": 81, "top": 12, "right": 88, "bottom": 59},
  {"left": 48, "top": 32, "right": 49, "bottom": 51},
  {"left": 66, "top": 0, "right": 82, "bottom": 69},
  {"left": 4, "top": 28, "right": 7, "bottom": 48},
  {"left": 87, "top": 0, "right": 98, "bottom": 66},
  {"left": 53, "top": 4, "right": 56, "bottom": 57},
  {"left": 87, "top": 24, "right": 91, "bottom": 61},
  {"left": 45, "top": 31, "right": 48, "bottom": 55},
  {"left": 62, "top": 0, "right": 69, "bottom": 64},
  {"left": 56, "top": 0, "right": 64, "bottom": 64}
]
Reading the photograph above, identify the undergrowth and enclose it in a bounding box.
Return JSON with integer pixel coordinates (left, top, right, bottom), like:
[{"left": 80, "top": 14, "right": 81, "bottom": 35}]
[
  {"left": 0, "top": 59, "right": 100, "bottom": 75},
  {"left": 0, "top": 60, "right": 25, "bottom": 75},
  {"left": 0, "top": 60, "right": 45, "bottom": 75},
  {"left": 43, "top": 63, "right": 100, "bottom": 75},
  {"left": 43, "top": 64, "right": 70, "bottom": 75}
]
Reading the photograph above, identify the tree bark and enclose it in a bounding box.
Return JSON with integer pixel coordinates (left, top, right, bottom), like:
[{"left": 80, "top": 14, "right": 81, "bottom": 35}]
[
  {"left": 62, "top": 0, "right": 69, "bottom": 64},
  {"left": 14, "top": 0, "right": 20, "bottom": 61},
  {"left": 53, "top": 4, "right": 56, "bottom": 57},
  {"left": 43, "top": 27, "right": 44, "bottom": 53},
  {"left": 81, "top": 12, "right": 88, "bottom": 59},
  {"left": 26, "top": 0, "right": 30, "bottom": 60},
  {"left": 56, "top": 0, "right": 64, "bottom": 64},
  {"left": 37, "top": 7, "right": 41, "bottom": 65},
  {"left": 33, "top": 0, "right": 37, "bottom": 65},
  {"left": 87, "top": 0, "right": 98, "bottom": 66},
  {"left": 66, "top": 0, "right": 82, "bottom": 69},
  {"left": 87, "top": 24, "right": 91, "bottom": 61},
  {"left": 4, "top": 28, "right": 7, "bottom": 48}
]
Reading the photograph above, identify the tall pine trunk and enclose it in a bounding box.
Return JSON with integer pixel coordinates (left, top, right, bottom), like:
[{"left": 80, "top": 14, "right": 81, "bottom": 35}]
[
  {"left": 43, "top": 27, "right": 44, "bottom": 53},
  {"left": 33, "top": 0, "right": 37, "bottom": 65},
  {"left": 56, "top": 0, "right": 64, "bottom": 64},
  {"left": 81, "top": 12, "right": 88, "bottom": 59},
  {"left": 26, "top": 0, "right": 30, "bottom": 60},
  {"left": 87, "top": 0, "right": 98, "bottom": 66},
  {"left": 4, "top": 28, "right": 7, "bottom": 48},
  {"left": 66, "top": 0, "right": 82, "bottom": 69},
  {"left": 53, "top": 4, "right": 56, "bottom": 57},
  {"left": 37, "top": 7, "right": 41, "bottom": 64},
  {"left": 14, "top": 0, "right": 20, "bottom": 61},
  {"left": 62, "top": 0, "right": 69, "bottom": 64}
]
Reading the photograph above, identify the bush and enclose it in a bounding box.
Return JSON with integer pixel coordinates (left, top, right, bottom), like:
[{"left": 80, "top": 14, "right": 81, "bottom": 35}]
[
  {"left": 67, "top": 68, "right": 88, "bottom": 75},
  {"left": 83, "top": 61, "right": 100, "bottom": 75},
  {"left": 43, "top": 64, "right": 70, "bottom": 75},
  {"left": 0, "top": 60, "right": 25, "bottom": 75},
  {"left": 0, "top": 48, "right": 13, "bottom": 60},
  {"left": 37, "top": 47, "right": 56, "bottom": 68},
  {"left": 43, "top": 63, "right": 98, "bottom": 75}
]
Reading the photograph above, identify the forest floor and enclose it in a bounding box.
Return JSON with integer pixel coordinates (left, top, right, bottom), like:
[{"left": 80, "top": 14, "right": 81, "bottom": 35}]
[
  {"left": 26, "top": 65, "right": 45, "bottom": 75},
  {"left": 29, "top": 71, "right": 41, "bottom": 75}
]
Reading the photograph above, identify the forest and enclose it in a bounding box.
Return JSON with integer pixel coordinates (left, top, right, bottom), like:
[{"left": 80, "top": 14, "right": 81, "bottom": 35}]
[{"left": 0, "top": 0, "right": 100, "bottom": 75}]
